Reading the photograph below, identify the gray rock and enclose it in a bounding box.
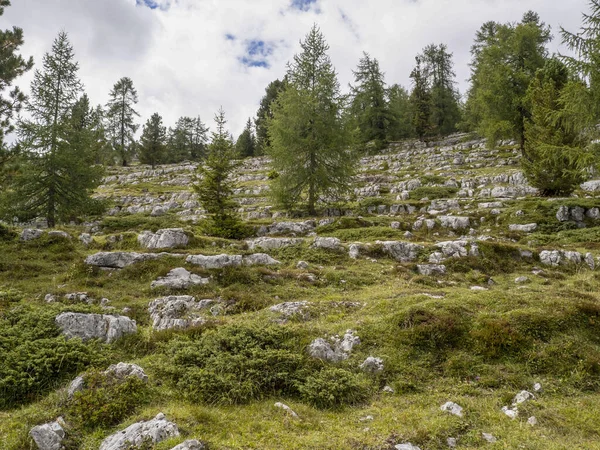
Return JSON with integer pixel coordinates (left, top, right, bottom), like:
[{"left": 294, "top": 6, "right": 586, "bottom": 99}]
[
  {"left": 186, "top": 254, "right": 242, "bottom": 269},
  {"left": 501, "top": 405, "right": 518, "bottom": 419},
  {"left": 585, "top": 253, "right": 595, "bottom": 270},
  {"left": 436, "top": 240, "right": 468, "bottom": 258},
  {"left": 586, "top": 207, "right": 600, "bottom": 220},
  {"left": 349, "top": 243, "right": 361, "bottom": 259},
  {"left": 527, "top": 416, "right": 538, "bottom": 426},
  {"left": 79, "top": 233, "right": 93, "bottom": 246},
  {"left": 169, "top": 441, "right": 206, "bottom": 450},
  {"left": 509, "top": 223, "right": 537, "bottom": 232},
  {"left": 515, "top": 276, "right": 529, "bottom": 284},
  {"left": 540, "top": 250, "right": 584, "bottom": 267},
  {"left": 481, "top": 433, "right": 496, "bottom": 443},
  {"left": 99, "top": 412, "right": 179, "bottom": 450},
  {"left": 440, "top": 401, "right": 463, "bottom": 417},
  {"left": 48, "top": 230, "right": 70, "bottom": 239},
  {"left": 148, "top": 295, "right": 214, "bottom": 331},
  {"left": 447, "top": 437, "right": 457, "bottom": 448},
  {"left": 359, "top": 356, "right": 384, "bottom": 373},
  {"left": 29, "top": 420, "right": 65, "bottom": 450},
  {"left": 383, "top": 385, "right": 394, "bottom": 394},
  {"left": 395, "top": 444, "right": 421, "bottom": 450},
  {"left": 307, "top": 330, "right": 360, "bottom": 363},
  {"left": 105, "top": 362, "right": 148, "bottom": 382},
  {"left": 55, "top": 312, "right": 136, "bottom": 343},
  {"left": 512, "top": 390, "right": 534, "bottom": 405},
  {"left": 151, "top": 268, "right": 210, "bottom": 290},
  {"left": 270, "top": 301, "right": 310, "bottom": 319},
  {"left": 258, "top": 220, "right": 316, "bottom": 236},
  {"left": 581, "top": 180, "right": 600, "bottom": 191},
  {"left": 67, "top": 375, "right": 85, "bottom": 397},
  {"left": 556, "top": 205, "right": 570, "bottom": 222},
  {"left": 242, "top": 253, "right": 281, "bottom": 266},
  {"left": 274, "top": 402, "right": 299, "bottom": 418},
  {"left": 377, "top": 241, "right": 423, "bottom": 262},
  {"left": 417, "top": 264, "right": 446, "bottom": 276},
  {"left": 440, "top": 216, "right": 470, "bottom": 230},
  {"left": 390, "top": 221, "right": 401, "bottom": 229},
  {"left": 246, "top": 237, "right": 303, "bottom": 251},
  {"left": 151, "top": 206, "right": 169, "bottom": 216},
  {"left": 138, "top": 228, "right": 189, "bottom": 249},
  {"left": 20, "top": 228, "right": 44, "bottom": 241},
  {"left": 296, "top": 260, "right": 309, "bottom": 269},
  {"left": 86, "top": 251, "right": 183, "bottom": 269},
  {"left": 572, "top": 206, "right": 586, "bottom": 222},
  {"left": 311, "top": 236, "right": 342, "bottom": 250}
]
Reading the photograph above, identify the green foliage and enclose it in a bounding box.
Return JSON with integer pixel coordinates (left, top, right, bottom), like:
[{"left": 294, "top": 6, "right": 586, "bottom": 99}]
[
  {"left": 67, "top": 369, "right": 150, "bottom": 430},
  {"left": 255, "top": 78, "right": 286, "bottom": 154},
  {"left": 0, "top": 305, "right": 104, "bottom": 408},
  {"left": 410, "top": 56, "right": 432, "bottom": 140},
  {"left": 138, "top": 112, "right": 167, "bottom": 169},
  {"left": 106, "top": 77, "right": 139, "bottom": 166},
  {"left": 235, "top": 118, "right": 257, "bottom": 158},
  {"left": 387, "top": 84, "right": 414, "bottom": 140},
  {"left": 2, "top": 32, "right": 105, "bottom": 227},
  {"left": 0, "top": 222, "right": 16, "bottom": 241},
  {"left": 268, "top": 25, "right": 355, "bottom": 215},
  {"left": 167, "top": 116, "right": 208, "bottom": 163},
  {"left": 298, "top": 368, "right": 370, "bottom": 409}
]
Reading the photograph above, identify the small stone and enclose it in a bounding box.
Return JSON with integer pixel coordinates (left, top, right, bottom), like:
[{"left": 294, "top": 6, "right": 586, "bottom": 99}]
[
  {"left": 359, "top": 415, "right": 374, "bottom": 422},
  {"left": 390, "top": 221, "right": 401, "bottom": 229},
  {"left": 395, "top": 444, "right": 421, "bottom": 450},
  {"left": 515, "top": 276, "right": 529, "bottom": 284},
  {"left": 447, "top": 437, "right": 457, "bottom": 448},
  {"left": 297, "top": 260, "right": 309, "bottom": 269},
  {"left": 482, "top": 432, "right": 496, "bottom": 443},
  {"left": 509, "top": 223, "right": 538, "bottom": 232},
  {"left": 274, "top": 402, "right": 298, "bottom": 418},
  {"left": 404, "top": 231, "right": 413, "bottom": 239},
  {"left": 533, "top": 382, "right": 542, "bottom": 392},
  {"left": 512, "top": 390, "right": 534, "bottom": 405},
  {"left": 440, "top": 401, "right": 463, "bottom": 417},
  {"left": 359, "top": 356, "right": 384, "bottom": 373},
  {"left": 470, "top": 286, "right": 488, "bottom": 291},
  {"left": 501, "top": 406, "right": 518, "bottom": 419},
  {"left": 382, "top": 385, "right": 394, "bottom": 394},
  {"left": 527, "top": 416, "right": 538, "bottom": 426}
]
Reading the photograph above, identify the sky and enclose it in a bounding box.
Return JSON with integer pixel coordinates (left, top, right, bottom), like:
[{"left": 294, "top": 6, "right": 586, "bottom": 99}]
[{"left": 0, "top": 0, "right": 591, "bottom": 137}]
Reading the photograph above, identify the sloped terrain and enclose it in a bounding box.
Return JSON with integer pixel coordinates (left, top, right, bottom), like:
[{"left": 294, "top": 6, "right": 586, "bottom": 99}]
[{"left": 2, "top": 135, "right": 600, "bottom": 449}]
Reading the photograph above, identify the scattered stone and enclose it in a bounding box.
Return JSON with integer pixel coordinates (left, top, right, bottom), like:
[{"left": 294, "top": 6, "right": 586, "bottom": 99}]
[
  {"left": 55, "top": 312, "right": 136, "bottom": 343},
  {"left": 349, "top": 243, "right": 361, "bottom": 259},
  {"left": 533, "top": 382, "right": 542, "bottom": 392},
  {"left": 440, "top": 401, "right": 463, "bottom": 417},
  {"left": 151, "top": 267, "right": 209, "bottom": 290},
  {"left": 556, "top": 205, "right": 570, "bottom": 222},
  {"left": 20, "top": 228, "right": 44, "bottom": 241},
  {"left": 585, "top": 253, "right": 595, "bottom": 270},
  {"left": 29, "top": 419, "right": 65, "bottom": 450},
  {"left": 481, "top": 432, "right": 497, "bottom": 443},
  {"left": 382, "top": 385, "right": 394, "bottom": 394},
  {"left": 79, "top": 233, "right": 93, "bottom": 246},
  {"left": 377, "top": 241, "right": 424, "bottom": 262},
  {"left": 312, "top": 236, "right": 343, "bottom": 250},
  {"left": 515, "top": 276, "right": 529, "bottom": 284},
  {"left": 359, "top": 356, "right": 384, "bottom": 373},
  {"left": 527, "top": 416, "right": 538, "bottom": 426},
  {"left": 86, "top": 251, "right": 183, "bottom": 269},
  {"left": 390, "top": 221, "right": 401, "bottom": 229},
  {"left": 67, "top": 376, "right": 85, "bottom": 397},
  {"left": 243, "top": 253, "right": 281, "bottom": 266},
  {"left": 359, "top": 415, "right": 374, "bottom": 422},
  {"left": 274, "top": 402, "right": 299, "bottom": 418},
  {"left": 48, "top": 230, "right": 70, "bottom": 239},
  {"left": 501, "top": 406, "right": 518, "bottom": 419},
  {"left": 440, "top": 216, "right": 470, "bottom": 230},
  {"left": 296, "top": 260, "right": 309, "bottom": 269},
  {"left": 148, "top": 295, "right": 214, "bottom": 331},
  {"left": 404, "top": 231, "right": 413, "bottom": 239},
  {"left": 307, "top": 330, "right": 360, "bottom": 362},
  {"left": 447, "top": 437, "right": 457, "bottom": 448},
  {"left": 470, "top": 286, "right": 488, "bottom": 291},
  {"left": 509, "top": 223, "right": 537, "bottom": 232},
  {"left": 99, "top": 412, "right": 179, "bottom": 450},
  {"left": 186, "top": 254, "right": 242, "bottom": 269},
  {"left": 246, "top": 237, "right": 303, "bottom": 251},
  {"left": 105, "top": 362, "right": 148, "bottom": 382},
  {"left": 138, "top": 228, "right": 189, "bottom": 249},
  {"left": 270, "top": 301, "right": 311, "bottom": 320},
  {"left": 512, "top": 390, "right": 535, "bottom": 405},
  {"left": 417, "top": 264, "right": 446, "bottom": 276}
]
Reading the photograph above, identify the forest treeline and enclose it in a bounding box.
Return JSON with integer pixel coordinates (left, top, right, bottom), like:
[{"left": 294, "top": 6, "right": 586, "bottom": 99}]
[{"left": 1, "top": 0, "right": 600, "bottom": 230}]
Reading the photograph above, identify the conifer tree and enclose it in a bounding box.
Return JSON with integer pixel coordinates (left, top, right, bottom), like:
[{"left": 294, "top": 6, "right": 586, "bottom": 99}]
[
  {"left": 350, "top": 52, "right": 389, "bottom": 146},
  {"left": 387, "top": 84, "right": 414, "bottom": 140},
  {"left": 106, "top": 77, "right": 139, "bottom": 166},
  {"left": 255, "top": 79, "right": 285, "bottom": 154},
  {"left": 167, "top": 116, "right": 195, "bottom": 163},
  {"left": 410, "top": 57, "right": 432, "bottom": 141},
  {"left": 194, "top": 108, "right": 244, "bottom": 238},
  {"left": 191, "top": 116, "right": 209, "bottom": 160},
  {"left": 235, "top": 118, "right": 256, "bottom": 158},
  {"left": 0, "top": 0, "right": 33, "bottom": 163},
  {"left": 268, "top": 25, "right": 354, "bottom": 215},
  {"left": 139, "top": 113, "right": 167, "bottom": 169},
  {"left": 1, "top": 32, "right": 103, "bottom": 227}
]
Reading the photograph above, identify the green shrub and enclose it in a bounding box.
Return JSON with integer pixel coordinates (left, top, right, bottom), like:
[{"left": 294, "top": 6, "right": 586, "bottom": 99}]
[
  {"left": 68, "top": 370, "right": 150, "bottom": 430},
  {"left": 298, "top": 368, "right": 370, "bottom": 409},
  {"left": 470, "top": 317, "right": 530, "bottom": 359},
  {"left": 0, "top": 223, "right": 16, "bottom": 241}
]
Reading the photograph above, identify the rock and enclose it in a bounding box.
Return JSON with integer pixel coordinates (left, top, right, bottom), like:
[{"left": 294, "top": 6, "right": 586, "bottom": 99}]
[
  {"left": 349, "top": 244, "right": 361, "bottom": 259},
  {"left": 528, "top": 416, "right": 538, "bottom": 426},
  {"left": 447, "top": 437, "right": 457, "bottom": 448},
  {"left": 404, "top": 231, "right": 413, "bottom": 239},
  {"left": 258, "top": 220, "right": 316, "bottom": 236},
  {"left": 148, "top": 295, "right": 214, "bottom": 331},
  {"left": 585, "top": 253, "right": 595, "bottom": 270},
  {"left": 48, "top": 230, "right": 70, "bottom": 239},
  {"left": 274, "top": 402, "right": 299, "bottom": 418},
  {"left": 79, "top": 233, "right": 93, "bottom": 246},
  {"left": 270, "top": 301, "right": 310, "bottom": 320},
  {"left": 395, "top": 444, "right": 421, "bottom": 450},
  {"left": 481, "top": 433, "right": 496, "bottom": 443},
  {"left": 377, "top": 241, "right": 423, "bottom": 262},
  {"left": 533, "top": 382, "right": 542, "bottom": 392},
  {"left": 99, "top": 412, "right": 179, "bottom": 450},
  {"left": 138, "top": 228, "right": 189, "bottom": 249},
  {"left": 169, "top": 440, "right": 206, "bottom": 450},
  {"left": 55, "top": 312, "right": 136, "bottom": 343},
  {"left": 21, "top": 228, "right": 44, "bottom": 241},
  {"left": 151, "top": 268, "right": 209, "bottom": 290},
  {"left": 539, "top": 250, "right": 584, "bottom": 267},
  {"left": 151, "top": 205, "right": 168, "bottom": 216},
  {"left": 29, "top": 420, "right": 65, "bottom": 450},
  {"left": 307, "top": 330, "right": 360, "bottom": 362},
  {"left": 440, "top": 216, "right": 470, "bottom": 230},
  {"left": 417, "top": 264, "right": 446, "bottom": 276},
  {"left": 383, "top": 385, "right": 394, "bottom": 394},
  {"left": 509, "top": 223, "right": 538, "bottom": 232},
  {"left": 67, "top": 375, "right": 85, "bottom": 397},
  {"left": 296, "top": 260, "right": 309, "bottom": 269},
  {"left": 470, "top": 286, "right": 488, "bottom": 291},
  {"left": 581, "top": 180, "right": 600, "bottom": 191},
  {"left": 556, "top": 205, "right": 570, "bottom": 222},
  {"left": 436, "top": 240, "right": 469, "bottom": 258},
  {"left": 311, "top": 236, "right": 342, "bottom": 250},
  {"left": 243, "top": 253, "right": 281, "bottom": 266},
  {"left": 105, "top": 362, "right": 148, "bottom": 382},
  {"left": 515, "top": 276, "right": 529, "bottom": 284},
  {"left": 186, "top": 254, "right": 242, "bottom": 269},
  {"left": 390, "top": 221, "right": 401, "bottom": 229},
  {"left": 572, "top": 206, "right": 586, "bottom": 222},
  {"left": 246, "top": 237, "right": 303, "bottom": 251},
  {"left": 85, "top": 251, "right": 183, "bottom": 269},
  {"left": 440, "top": 401, "right": 463, "bottom": 417},
  {"left": 359, "top": 356, "right": 384, "bottom": 373},
  {"left": 586, "top": 207, "right": 600, "bottom": 220},
  {"left": 501, "top": 406, "right": 518, "bottom": 419},
  {"left": 512, "top": 390, "right": 534, "bottom": 405}
]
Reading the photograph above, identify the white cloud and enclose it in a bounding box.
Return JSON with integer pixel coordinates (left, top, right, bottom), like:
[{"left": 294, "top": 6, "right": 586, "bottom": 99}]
[{"left": 0, "top": 0, "right": 590, "bottom": 137}]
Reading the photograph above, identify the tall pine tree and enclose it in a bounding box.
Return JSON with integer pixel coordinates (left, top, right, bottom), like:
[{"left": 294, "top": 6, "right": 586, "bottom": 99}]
[
  {"left": 410, "top": 56, "right": 432, "bottom": 141},
  {"left": 255, "top": 79, "right": 285, "bottom": 155},
  {"left": 139, "top": 113, "right": 167, "bottom": 169},
  {"left": 235, "top": 118, "right": 256, "bottom": 158},
  {"left": 268, "top": 25, "right": 354, "bottom": 215},
  {"left": 106, "top": 77, "right": 139, "bottom": 166},
  {"left": 387, "top": 84, "right": 414, "bottom": 140}
]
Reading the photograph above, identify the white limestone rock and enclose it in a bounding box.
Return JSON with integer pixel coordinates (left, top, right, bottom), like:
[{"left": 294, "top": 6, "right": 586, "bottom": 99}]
[
  {"left": 186, "top": 254, "right": 242, "bottom": 269},
  {"left": 440, "top": 216, "right": 470, "bottom": 230},
  {"left": 148, "top": 295, "right": 214, "bottom": 331},
  {"left": 307, "top": 330, "right": 360, "bottom": 362},
  {"left": 509, "top": 223, "right": 537, "bottom": 232},
  {"left": 85, "top": 251, "right": 184, "bottom": 269},
  {"left": 440, "top": 401, "right": 463, "bottom": 417},
  {"left": 151, "top": 268, "right": 209, "bottom": 290},
  {"left": 99, "top": 413, "right": 179, "bottom": 450},
  {"left": 359, "top": 356, "right": 384, "bottom": 373},
  {"left": 138, "top": 228, "right": 189, "bottom": 249},
  {"left": 169, "top": 440, "right": 206, "bottom": 450},
  {"left": 29, "top": 420, "right": 65, "bottom": 450},
  {"left": 311, "top": 236, "right": 342, "bottom": 250},
  {"left": 55, "top": 312, "right": 137, "bottom": 343},
  {"left": 243, "top": 253, "right": 281, "bottom": 266},
  {"left": 246, "top": 237, "right": 303, "bottom": 251},
  {"left": 274, "top": 402, "right": 299, "bottom": 418},
  {"left": 20, "top": 228, "right": 44, "bottom": 241},
  {"left": 417, "top": 264, "right": 446, "bottom": 276},
  {"left": 377, "top": 241, "right": 424, "bottom": 262}
]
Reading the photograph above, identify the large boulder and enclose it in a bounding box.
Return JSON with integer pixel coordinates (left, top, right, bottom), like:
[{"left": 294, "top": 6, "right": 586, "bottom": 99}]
[
  {"left": 29, "top": 420, "right": 65, "bottom": 450},
  {"left": 85, "top": 252, "right": 184, "bottom": 269},
  {"left": 186, "top": 254, "right": 242, "bottom": 269},
  {"left": 243, "top": 253, "right": 281, "bottom": 266},
  {"left": 257, "top": 220, "right": 316, "bottom": 236},
  {"left": 377, "top": 241, "right": 423, "bottom": 262},
  {"left": 55, "top": 312, "right": 137, "bottom": 343},
  {"left": 539, "top": 250, "right": 585, "bottom": 267},
  {"left": 138, "top": 228, "right": 189, "bottom": 249},
  {"left": 245, "top": 237, "right": 303, "bottom": 251},
  {"left": 509, "top": 223, "right": 538, "bottom": 233},
  {"left": 99, "top": 412, "right": 179, "bottom": 450},
  {"left": 417, "top": 264, "right": 446, "bottom": 276},
  {"left": 151, "top": 267, "right": 209, "bottom": 290},
  {"left": 311, "top": 237, "right": 342, "bottom": 250},
  {"left": 148, "top": 295, "right": 214, "bottom": 331},
  {"left": 439, "top": 216, "right": 470, "bottom": 230},
  {"left": 21, "top": 228, "right": 44, "bottom": 241}
]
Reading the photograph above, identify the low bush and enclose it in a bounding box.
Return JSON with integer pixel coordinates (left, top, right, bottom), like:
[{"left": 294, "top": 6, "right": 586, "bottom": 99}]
[{"left": 298, "top": 368, "right": 370, "bottom": 409}]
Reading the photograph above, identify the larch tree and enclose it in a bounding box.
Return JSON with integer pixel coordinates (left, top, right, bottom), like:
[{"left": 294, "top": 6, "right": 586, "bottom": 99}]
[
  {"left": 268, "top": 25, "right": 354, "bottom": 215},
  {"left": 350, "top": 52, "right": 389, "bottom": 146},
  {"left": 139, "top": 113, "right": 167, "bottom": 169},
  {"left": 0, "top": 0, "right": 33, "bottom": 168},
  {"left": 1, "top": 32, "right": 104, "bottom": 227},
  {"left": 106, "top": 77, "right": 139, "bottom": 166}
]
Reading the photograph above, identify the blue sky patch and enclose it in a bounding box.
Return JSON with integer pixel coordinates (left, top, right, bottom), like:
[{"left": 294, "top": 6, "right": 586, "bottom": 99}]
[
  {"left": 225, "top": 33, "right": 236, "bottom": 41},
  {"left": 135, "top": 0, "right": 169, "bottom": 11},
  {"left": 290, "top": 0, "right": 317, "bottom": 12},
  {"left": 238, "top": 39, "right": 275, "bottom": 69}
]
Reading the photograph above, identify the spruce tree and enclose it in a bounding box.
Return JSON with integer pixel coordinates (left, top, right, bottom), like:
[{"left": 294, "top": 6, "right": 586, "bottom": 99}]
[
  {"left": 167, "top": 116, "right": 195, "bottom": 163},
  {"left": 0, "top": 0, "right": 33, "bottom": 162},
  {"left": 194, "top": 108, "right": 244, "bottom": 238},
  {"left": 268, "top": 25, "right": 354, "bottom": 215},
  {"left": 191, "top": 116, "right": 209, "bottom": 160},
  {"left": 106, "top": 77, "right": 139, "bottom": 166},
  {"left": 235, "top": 118, "right": 256, "bottom": 158},
  {"left": 139, "top": 113, "right": 167, "bottom": 169},
  {"left": 350, "top": 52, "right": 389, "bottom": 146},
  {"left": 387, "top": 84, "right": 414, "bottom": 140},
  {"left": 1, "top": 32, "right": 103, "bottom": 227},
  {"left": 255, "top": 79, "right": 285, "bottom": 154},
  {"left": 410, "top": 57, "right": 432, "bottom": 141}
]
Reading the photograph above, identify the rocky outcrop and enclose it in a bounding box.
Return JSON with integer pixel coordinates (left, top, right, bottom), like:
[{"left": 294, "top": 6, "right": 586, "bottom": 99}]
[
  {"left": 307, "top": 330, "right": 360, "bottom": 362},
  {"left": 138, "top": 228, "right": 189, "bottom": 249},
  {"left": 377, "top": 241, "right": 424, "bottom": 262},
  {"left": 246, "top": 237, "right": 303, "bottom": 250},
  {"left": 359, "top": 356, "right": 384, "bottom": 373},
  {"left": 185, "top": 253, "right": 280, "bottom": 268},
  {"left": 85, "top": 251, "right": 184, "bottom": 269},
  {"left": 417, "top": 264, "right": 447, "bottom": 276},
  {"left": 20, "top": 228, "right": 44, "bottom": 241},
  {"left": 257, "top": 220, "right": 316, "bottom": 236},
  {"left": 29, "top": 420, "right": 65, "bottom": 450},
  {"left": 151, "top": 268, "right": 209, "bottom": 289},
  {"left": 99, "top": 412, "right": 179, "bottom": 450},
  {"left": 55, "top": 312, "right": 137, "bottom": 343},
  {"left": 311, "top": 236, "right": 342, "bottom": 250},
  {"left": 148, "top": 295, "right": 214, "bottom": 331},
  {"left": 439, "top": 216, "right": 470, "bottom": 230},
  {"left": 242, "top": 253, "right": 280, "bottom": 266},
  {"left": 509, "top": 223, "right": 538, "bottom": 232},
  {"left": 68, "top": 363, "right": 148, "bottom": 397}
]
